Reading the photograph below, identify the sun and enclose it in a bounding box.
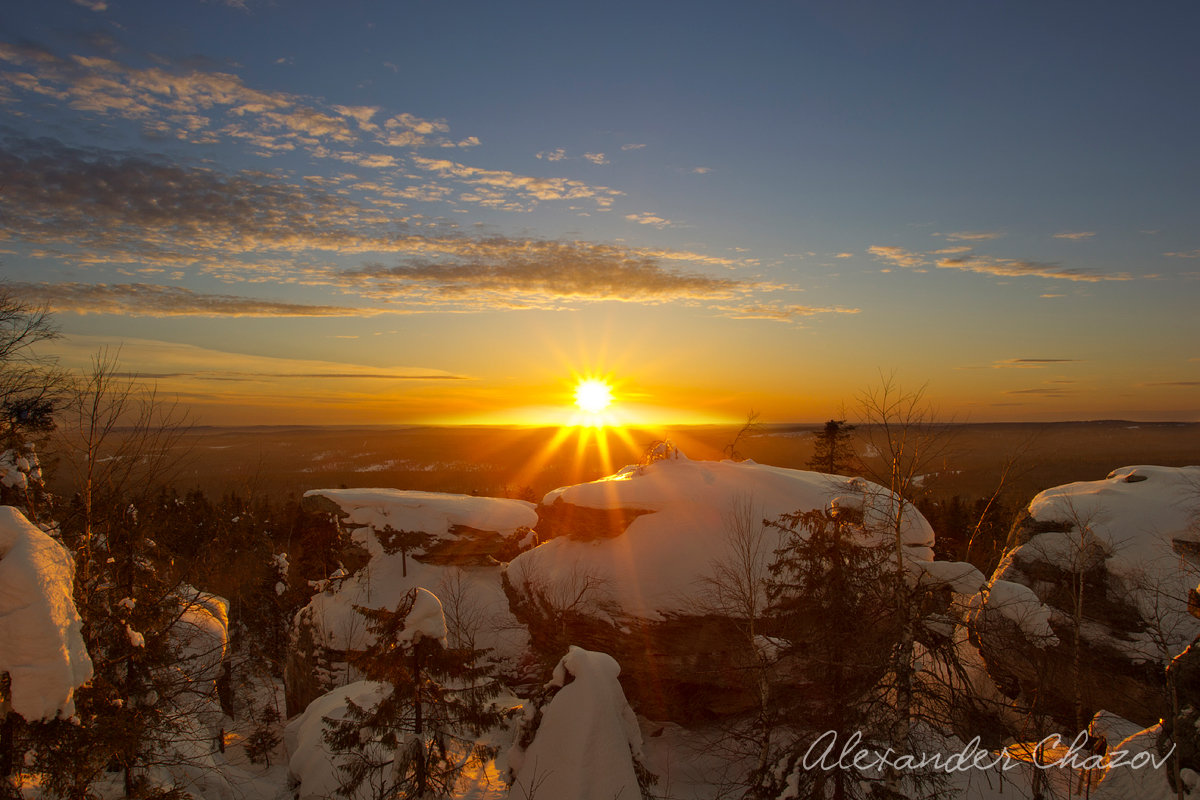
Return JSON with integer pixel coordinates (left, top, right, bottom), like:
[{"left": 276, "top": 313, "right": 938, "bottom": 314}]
[{"left": 573, "top": 378, "right": 614, "bottom": 414}]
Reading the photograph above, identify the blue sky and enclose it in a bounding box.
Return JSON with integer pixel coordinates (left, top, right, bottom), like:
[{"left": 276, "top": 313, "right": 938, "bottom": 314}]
[{"left": 1, "top": 0, "right": 1198, "bottom": 424}]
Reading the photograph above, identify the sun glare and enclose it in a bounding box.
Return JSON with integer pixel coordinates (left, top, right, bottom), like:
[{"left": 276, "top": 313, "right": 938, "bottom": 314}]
[{"left": 574, "top": 378, "right": 613, "bottom": 414}]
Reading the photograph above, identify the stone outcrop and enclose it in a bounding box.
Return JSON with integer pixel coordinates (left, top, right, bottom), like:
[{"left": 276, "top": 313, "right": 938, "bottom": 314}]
[
  {"left": 971, "top": 465, "right": 1200, "bottom": 728},
  {"left": 505, "top": 453, "right": 935, "bottom": 721}
]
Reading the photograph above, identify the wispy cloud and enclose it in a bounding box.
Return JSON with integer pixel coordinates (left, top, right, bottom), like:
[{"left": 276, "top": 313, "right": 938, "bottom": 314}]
[
  {"left": 10, "top": 282, "right": 384, "bottom": 317},
  {"left": 621, "top": 143, "right": 646, "bottom": 151},
  {"left": 536, "top": 148, "right": 567, "bottom": 161},
  {"left": 52, "top": 335, "right": 467, "bottom": 383},
  {"left": 1165, "top": 249, "right": 1200, "bottom": 258},
  {"left": 935, "top": 255, "right": 1130, "bottom": 282},
  {"left": 993, "top": 358, "right": 1080, "bottom": 368},
  {"left": 937, "top": 231, "right": 1005, "bottom": 242},
  {"left": 72, "top": 0, "right": 107, "bottom": 10},
  {"left": 334, "top": 241, "right": 750, "bottom": 310},
  {"left": 715, "top": 304, "right": 861, "bottom": 323},
  {"left": 625, "top": 212, "right": 672, "bottom": 229},
  {"left": 0, "top": 43, "right": 472, "bottom": 156},
  {"left": 1141, "top": 381, "right": 1200, "bottom": 387},
  {"left": 582, "top": 152, "right": 608, "bottom": 165},
  {"left": 691, "top": 166, "right": 712, "bottom": 174},
  {"left": 411, "top": 155, "right": 622, "bottom": 210},
  {"left": 1003, "top": 387, "right": 1077, "bottom": 397},
  {"left": 868, "top": 245, "right": 926, "bottom": 269},
  {"left": 1054, "top": 231, "right": 1095, "bottom": 240}
]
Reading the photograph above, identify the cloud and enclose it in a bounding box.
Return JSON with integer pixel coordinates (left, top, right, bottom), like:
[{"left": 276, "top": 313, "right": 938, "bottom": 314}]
[
  {"left": 582, "top": 152, "right": 608, "bottom": 165},
  {"left": 9, "top": 282, "right": 384, "bottom": 317},
  {"left": 53, "top": 335, "right": 467, "bottom": 383},
  {"left": 0, "top": 44, "right": 471, "bottom": 155},
  {"left": 993, "top": 358, "right": 1080, "bottom": 368},
  {"left": 868, "top": 245, "right": 926, "bottom": 269},
  {"left": 72, "top": 0, "right": 107, "bottom": 10},
  {"left": 715, "top": 304, "right": 861, "bottom": 323},
  {"left": 833, "top": 252, "right": 854, "bottom": 259},
  {"left": 0, "top": 137, "right": 399, "bottom": 262},
  {"left": 335, "top": 240, "right": 751, "bottom": 310},
  {"left": 937, "top": 231, "right": 1005, "bottom": 241},
  {"left": 536, "top": 148, "right": 567, "bottom": 161},
  {"left": 1054, "top": 231, "right": 1096, "bottom": 240},
  {"left": 691, "top": 167, "right": 712, "bottom": 174},
  {"left": 621, "top": 143, "right": 646, "bottom": 151},
  {"left": 1141, "top": 381, "right": 1200, "bottom": 387},
  {"left": 1166, "top": 250, "right": 1200, "bottom": 258},
  {"left": 411, "top": 155, "right": 622, "bottom": 210},
  {"left": 1003, "top": 387, "right": 1077, "bottom": 397},
  {"left": 0, "top": 137, "right": 786, "bottom": 316},
  {"left": 625, "top": 212, "right": 672, "bottom": 229},
  {"left": 935, "top": 255, "right": 1131, "bottom": 282}
]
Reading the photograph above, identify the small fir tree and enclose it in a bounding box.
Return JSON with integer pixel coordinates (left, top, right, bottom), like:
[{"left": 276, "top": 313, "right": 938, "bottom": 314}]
[{"left": 324, "top": 588, "right": 505, "bottom": 800}]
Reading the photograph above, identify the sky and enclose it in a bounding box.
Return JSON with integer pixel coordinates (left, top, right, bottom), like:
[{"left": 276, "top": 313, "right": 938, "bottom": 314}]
[{"left": 1, "top": 0, "right": 1198, "bottom": 426}]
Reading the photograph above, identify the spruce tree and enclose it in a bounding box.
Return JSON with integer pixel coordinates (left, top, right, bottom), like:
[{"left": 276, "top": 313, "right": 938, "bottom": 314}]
[
  {"left": 324, "top": 588, "right": 505, "bottom": 800},
  {"left": 755, "top": 506, "right": 898, "bottom": 800},
  {"left": 807, "top": 419, "right": 858, "bottom": 475}
]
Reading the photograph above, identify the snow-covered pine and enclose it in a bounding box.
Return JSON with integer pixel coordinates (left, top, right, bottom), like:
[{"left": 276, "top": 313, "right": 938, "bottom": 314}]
[{"left": 320, "top": 587, "right": 507, "bottom": 800}]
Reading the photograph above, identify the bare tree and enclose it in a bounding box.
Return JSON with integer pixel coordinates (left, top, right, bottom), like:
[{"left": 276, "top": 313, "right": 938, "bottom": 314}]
[
  {"left": 723, "top": 410, "right": 764, "bottom": 462},
  {"left": 854, "top": 376, "right": 951, "bottom": 793},
  {"left": 55, "top": 348, "right": 191, "bottom": 579},
  {"left": 694, "top": 493, "right": 778, "bottom": 791},
  {"left": 0, "top": 287, "right": 64, "bottom": 435}
]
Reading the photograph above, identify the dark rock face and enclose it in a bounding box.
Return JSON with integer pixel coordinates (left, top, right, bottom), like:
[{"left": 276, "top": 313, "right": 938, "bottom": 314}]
[
  {"left": 502, "top": 565, "right": 770, "bottom": 721},
  {"left": 535, "top": 498, "right": 651, "bottom": 542},
  {"left": 300, "top": 492, "right": 530, "bottom": 566},
  {"left": 973, "top": 506, "right": 1188, "bottom": 728}
]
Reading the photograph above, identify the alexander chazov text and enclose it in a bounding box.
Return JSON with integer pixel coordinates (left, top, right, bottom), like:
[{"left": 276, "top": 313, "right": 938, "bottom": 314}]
[{"left": 802, "top": 730, "right": 1174, "bottom": 774}]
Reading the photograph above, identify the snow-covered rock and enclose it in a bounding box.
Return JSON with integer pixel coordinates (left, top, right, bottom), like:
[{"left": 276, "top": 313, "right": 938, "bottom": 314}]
[
  {"left": 972, "top": 465, "right": 1200, "bottom": 727},
  {"left": 515, "top": 452, "right": 933, "bottom": 621},
  {"left": 505, "top": 452, "right": 936, "bottom": 718},
  {"left": 288, "top": 490, "right": 537, "bottom": 715},
  {"left": 507, "top": 646, "right": 649, "bottom": 800},
  {"left": 0, "top": 505, "right": 93, "bottom": 721}
]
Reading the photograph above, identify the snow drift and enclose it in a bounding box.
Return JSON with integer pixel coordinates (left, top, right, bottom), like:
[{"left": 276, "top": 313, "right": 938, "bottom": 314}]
[{"left": 0, "top": 505, "right": 93, "bottom": 721}]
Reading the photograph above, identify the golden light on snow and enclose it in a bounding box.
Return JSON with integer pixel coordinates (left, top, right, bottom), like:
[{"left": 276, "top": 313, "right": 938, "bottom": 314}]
[{"left": 573, "top": 378, "right": 614, "bottom": 414}]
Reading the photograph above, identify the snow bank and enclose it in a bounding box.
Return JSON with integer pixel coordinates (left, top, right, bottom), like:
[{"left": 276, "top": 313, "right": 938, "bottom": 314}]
[
  {"left": 0, "top": 505, "right": 93, "bottom": 720},
  {"left": 508, "top": 646, "right": 645, "bottom": 800},
  {"left": 513, "top": 453, "right": 935, "bottom": 619}
]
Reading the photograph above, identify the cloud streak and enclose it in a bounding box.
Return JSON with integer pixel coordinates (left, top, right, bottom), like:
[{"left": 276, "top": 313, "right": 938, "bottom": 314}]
[
  {"left": 993, "top": 358, "right": 1081, "bottom": 368},
  {"left": 10, "top": 282, "right": 383, "bottom": 317},
  {"left": 935, "top": 255, "right": 1130, "bottom": 282},
  {"left": 336, "top": 241, "right": 750, "bottom": 309}
]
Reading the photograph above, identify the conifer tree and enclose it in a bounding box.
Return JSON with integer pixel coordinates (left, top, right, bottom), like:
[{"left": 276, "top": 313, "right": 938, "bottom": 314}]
[
  {"left": 807, "top": 419, "right": 858, "bottom": 475},
  {"left": 324, "top": 588, "right": 505, "bottom": 800},
  {"left": 754, "top": 506, "right": 898, "bottom": 800}
]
